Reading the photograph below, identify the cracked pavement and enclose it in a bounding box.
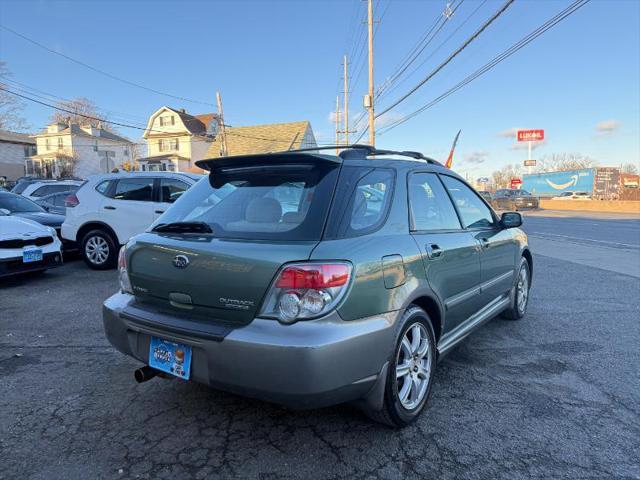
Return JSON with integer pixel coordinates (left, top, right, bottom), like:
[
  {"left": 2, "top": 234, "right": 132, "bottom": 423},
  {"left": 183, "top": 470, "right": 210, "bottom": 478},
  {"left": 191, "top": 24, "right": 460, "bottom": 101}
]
[{"left": 1, "top": 215, "right": 639, "bottom": 479}]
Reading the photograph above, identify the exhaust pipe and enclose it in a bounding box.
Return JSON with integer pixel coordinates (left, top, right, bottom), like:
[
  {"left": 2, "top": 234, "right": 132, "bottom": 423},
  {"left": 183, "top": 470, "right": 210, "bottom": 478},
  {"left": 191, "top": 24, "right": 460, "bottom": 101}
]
[{"left": 134, "top": 365, "right": 159, "bottom": 383}]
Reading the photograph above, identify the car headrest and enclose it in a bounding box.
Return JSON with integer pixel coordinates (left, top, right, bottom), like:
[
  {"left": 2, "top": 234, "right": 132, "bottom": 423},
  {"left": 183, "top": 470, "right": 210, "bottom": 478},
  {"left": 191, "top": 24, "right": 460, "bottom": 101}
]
[{"left": 245, "top": 197, "right": 282, "bottom": 223}]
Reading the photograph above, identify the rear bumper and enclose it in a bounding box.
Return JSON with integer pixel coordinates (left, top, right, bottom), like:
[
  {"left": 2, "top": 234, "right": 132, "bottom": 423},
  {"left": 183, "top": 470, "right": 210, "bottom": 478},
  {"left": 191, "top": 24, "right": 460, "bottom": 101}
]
[
  {"left": 103, "top": 293, "right": 398, "bottom": 409},
  {"left": 0, "top": 251, "right": 63, "bottom": 278},
  {"left": 515, "top": 199, "right": 539, "bottom": 209}
]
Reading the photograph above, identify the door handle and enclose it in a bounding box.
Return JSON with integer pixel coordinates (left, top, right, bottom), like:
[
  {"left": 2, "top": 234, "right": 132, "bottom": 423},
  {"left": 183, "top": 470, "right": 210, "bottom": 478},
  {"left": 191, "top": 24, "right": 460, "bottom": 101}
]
[
  {"left": 479, "top": 237, "right": 490, "bottom": 249},
  {"left": 426, "top": 244, "right": 443, "bottom": 259},
  {"left": 155, "top": 210, "right": 165, "bottom": 214},
  {"left": 103, "top": 206, "right": 116, "bottom": 210}
]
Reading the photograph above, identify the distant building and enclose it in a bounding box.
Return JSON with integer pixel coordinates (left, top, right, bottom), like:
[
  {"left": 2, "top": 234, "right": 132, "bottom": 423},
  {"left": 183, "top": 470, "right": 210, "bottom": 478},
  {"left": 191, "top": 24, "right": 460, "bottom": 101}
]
[
  {"left": 205, "top": 121, "right": 316, "bottom": 158},
  {"left": 0, "top": 130, "right": 36, "bottom": 182},
  {"left": 137, "top": 106, "right": 219, "bottom": 172},
  {"left": 29, "top": 121, "right": 134, "bottom": 179}
]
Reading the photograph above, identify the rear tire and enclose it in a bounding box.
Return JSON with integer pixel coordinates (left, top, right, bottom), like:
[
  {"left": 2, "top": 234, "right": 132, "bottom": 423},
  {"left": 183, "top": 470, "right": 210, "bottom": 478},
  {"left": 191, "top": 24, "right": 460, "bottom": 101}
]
[
  {"left": 366, "top": 306, "right": 437, "bottom": 428},
  {"left": 502, "top": 257, "right": 530, "bottom": 320},
  {"left": 81, "top": 229, "right": 117, "bottom": 270}
]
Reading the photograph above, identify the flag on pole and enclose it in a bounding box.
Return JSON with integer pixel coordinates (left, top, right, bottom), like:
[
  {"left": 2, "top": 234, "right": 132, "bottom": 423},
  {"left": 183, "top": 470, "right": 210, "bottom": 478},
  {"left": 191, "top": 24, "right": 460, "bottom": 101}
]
[{"left": 445, "top": 129, "right": 462, "bottom": 169}]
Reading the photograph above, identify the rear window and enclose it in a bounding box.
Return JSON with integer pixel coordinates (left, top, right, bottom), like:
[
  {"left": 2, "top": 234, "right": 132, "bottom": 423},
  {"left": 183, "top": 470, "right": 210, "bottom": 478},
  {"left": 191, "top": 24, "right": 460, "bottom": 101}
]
[{"left": 155, "top": 163, "right": 339, "bottom": 241}]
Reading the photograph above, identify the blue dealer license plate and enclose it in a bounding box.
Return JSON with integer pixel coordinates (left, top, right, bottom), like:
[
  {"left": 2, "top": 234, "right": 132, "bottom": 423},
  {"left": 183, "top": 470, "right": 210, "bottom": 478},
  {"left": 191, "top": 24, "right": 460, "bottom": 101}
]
[
  {"left": 149, "top": 337, "right": 192, "bottom": 380},
  {"left": 23, "top": 247, "right": 43, "bottom": 263}
]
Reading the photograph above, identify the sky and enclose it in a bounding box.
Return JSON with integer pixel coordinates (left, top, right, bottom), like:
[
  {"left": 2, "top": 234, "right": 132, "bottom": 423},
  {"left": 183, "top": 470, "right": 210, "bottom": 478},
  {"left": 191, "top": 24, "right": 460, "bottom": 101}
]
[{"left": 0, "top": 0, "right": 638, "bottom": 180}]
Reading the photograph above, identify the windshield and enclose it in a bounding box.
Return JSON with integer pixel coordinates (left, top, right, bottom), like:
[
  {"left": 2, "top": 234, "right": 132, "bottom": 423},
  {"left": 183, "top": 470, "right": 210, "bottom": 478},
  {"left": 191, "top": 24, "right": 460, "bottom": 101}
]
[
  {"left": 0, "top": 193, "right": 45, "bottom": 213},
  {"left": 154, "top": 163, "right": 339, "bottom": 241}
]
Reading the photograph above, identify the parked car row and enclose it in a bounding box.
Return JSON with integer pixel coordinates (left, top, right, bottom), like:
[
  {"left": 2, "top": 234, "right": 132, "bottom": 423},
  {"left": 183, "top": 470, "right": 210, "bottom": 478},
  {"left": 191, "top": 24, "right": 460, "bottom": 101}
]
[{"left": 1, "top": 172, "right": 200, "bottom": 279}]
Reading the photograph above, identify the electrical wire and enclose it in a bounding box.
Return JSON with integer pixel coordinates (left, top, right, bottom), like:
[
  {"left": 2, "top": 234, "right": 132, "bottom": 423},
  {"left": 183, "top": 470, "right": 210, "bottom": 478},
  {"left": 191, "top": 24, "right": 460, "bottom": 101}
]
[
  {"left": 376, "top": 0, "right": 515, "bottom": 120},
  {"left": 376, "top": 0, "right": 465, "bottom": 100},
  {"left": 0, "top": 24, "right": 216, "bottom": 107},
  {"left": 0, "top": 86, "right": 337, "bottom": 147},
  {"left": 378, "top": 0, "right": 591, "bottom": 135},
  {"left": 377, "top": 0, "right": 488, "bottom": 103}
]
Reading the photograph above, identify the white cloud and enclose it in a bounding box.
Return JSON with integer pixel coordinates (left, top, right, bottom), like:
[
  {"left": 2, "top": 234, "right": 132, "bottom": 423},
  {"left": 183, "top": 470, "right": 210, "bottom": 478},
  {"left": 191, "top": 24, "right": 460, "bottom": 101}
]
[
  {"left": 595, "top": 119, "right": 621, "bottom": 135},
  {"left": 463, "top": 150, "right": 489, "bottom": 164},
  {"left": 374, "top": 111, "right": 404, "bottom": 129},
  {"left": 496, "top": 127, "right": 521, "bottom": 138}
]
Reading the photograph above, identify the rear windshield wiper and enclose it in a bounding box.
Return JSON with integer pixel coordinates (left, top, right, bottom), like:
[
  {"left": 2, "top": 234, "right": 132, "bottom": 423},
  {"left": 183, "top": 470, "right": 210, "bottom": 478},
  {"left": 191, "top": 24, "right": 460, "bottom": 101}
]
[{"left": 152, "top": 221, "right": 213, "bottom": 234}]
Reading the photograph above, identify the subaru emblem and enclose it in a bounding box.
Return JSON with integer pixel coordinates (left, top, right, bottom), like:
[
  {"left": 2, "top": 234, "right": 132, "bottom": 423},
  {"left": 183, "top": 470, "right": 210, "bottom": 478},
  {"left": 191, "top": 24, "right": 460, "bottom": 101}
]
[{"left": 173, "top": 255, "right": 190, "bottom": 269}]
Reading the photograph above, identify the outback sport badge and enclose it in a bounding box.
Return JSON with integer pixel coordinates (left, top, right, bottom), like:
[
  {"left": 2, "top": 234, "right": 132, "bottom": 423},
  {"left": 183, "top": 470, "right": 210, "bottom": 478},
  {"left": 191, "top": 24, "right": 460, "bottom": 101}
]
[{"left": 172, "top": 255, "right": 190, "bottom": 269}]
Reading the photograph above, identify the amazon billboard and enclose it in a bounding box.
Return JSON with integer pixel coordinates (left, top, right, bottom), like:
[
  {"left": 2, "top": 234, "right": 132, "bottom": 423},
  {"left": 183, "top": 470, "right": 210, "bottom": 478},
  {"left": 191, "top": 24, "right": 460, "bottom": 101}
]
[{"left": 522, "top": 169, "right": 595, "bottom": 196}]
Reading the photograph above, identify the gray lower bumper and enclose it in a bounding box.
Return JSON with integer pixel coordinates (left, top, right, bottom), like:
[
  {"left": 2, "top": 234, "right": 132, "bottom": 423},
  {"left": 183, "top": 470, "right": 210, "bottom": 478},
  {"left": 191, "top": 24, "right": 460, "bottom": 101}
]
[{"left": 103, "top": 293, "right": 398, "bottom": 409}]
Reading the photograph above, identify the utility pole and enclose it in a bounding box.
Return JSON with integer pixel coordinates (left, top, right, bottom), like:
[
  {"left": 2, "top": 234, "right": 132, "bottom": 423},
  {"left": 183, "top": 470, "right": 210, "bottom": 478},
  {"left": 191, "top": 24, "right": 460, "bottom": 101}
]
[
  {"left": 367, "top": 0, "right": 375, "bottom": 146},
  {"left": 343, "top": 54, "right": 349, "bottom": 145},
  {"left": 334, "top": 95, "right": 341, "bottom": 155},
  {"left": 216, "top": 91, "right": 228, "bottom": 157}
]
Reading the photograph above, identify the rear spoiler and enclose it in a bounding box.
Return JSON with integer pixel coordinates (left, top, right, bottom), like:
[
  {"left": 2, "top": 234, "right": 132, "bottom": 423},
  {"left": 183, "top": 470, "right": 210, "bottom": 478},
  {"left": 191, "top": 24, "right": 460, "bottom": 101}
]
[{"left": 195, "top": 152, "right": 342, "bottom": 172}]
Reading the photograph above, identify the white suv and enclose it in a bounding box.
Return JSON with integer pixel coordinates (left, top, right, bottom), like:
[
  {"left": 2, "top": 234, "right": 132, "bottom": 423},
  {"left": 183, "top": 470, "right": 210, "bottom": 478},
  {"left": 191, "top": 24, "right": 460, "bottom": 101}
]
[
  {"left": 17, "top": 180, "right": 82, "bottom": 200},
  {"left": 62, "top": 172, "right": 201, "bottom": 269}
]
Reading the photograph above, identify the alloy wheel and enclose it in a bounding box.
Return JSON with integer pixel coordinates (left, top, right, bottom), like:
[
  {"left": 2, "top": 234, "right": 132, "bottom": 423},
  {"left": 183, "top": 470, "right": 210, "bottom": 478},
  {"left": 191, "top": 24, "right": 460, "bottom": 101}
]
[
  {"left": 85, "top": 236, "right": 109, "bottom": 265},
  {"left": 516, "top": 265, "right": 529, "bottom": 314},
  {"left": 395, "top": 323, "right": 432, "bottom": 411}
]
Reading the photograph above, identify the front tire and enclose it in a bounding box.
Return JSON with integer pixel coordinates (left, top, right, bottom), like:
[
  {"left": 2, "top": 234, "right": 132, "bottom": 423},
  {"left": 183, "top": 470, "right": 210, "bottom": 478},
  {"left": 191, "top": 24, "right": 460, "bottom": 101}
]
[
  {"left": 366, "top": 306, "right": 436, "bottom": 428},
  {"left": 81, "top": 229, "right": 117, "bottom": 270},
  {"left": 502, "top": 257, "right": 530, "bottom": 320}
]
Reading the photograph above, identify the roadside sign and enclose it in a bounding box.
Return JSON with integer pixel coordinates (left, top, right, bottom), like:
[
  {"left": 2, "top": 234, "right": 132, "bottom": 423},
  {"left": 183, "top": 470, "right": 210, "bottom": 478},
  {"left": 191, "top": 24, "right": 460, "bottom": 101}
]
[
  {"left": 524, "top": 159, "right": 537, "bottom": 167},
  {"left": 510, "top": 178, "right": 522, "bottom": 189},
  {"left": 477, "top": 177, "right": 489, "bottom": 183},
  {"left": 517, "top": 129, "right": 544, "bottom": 142}
]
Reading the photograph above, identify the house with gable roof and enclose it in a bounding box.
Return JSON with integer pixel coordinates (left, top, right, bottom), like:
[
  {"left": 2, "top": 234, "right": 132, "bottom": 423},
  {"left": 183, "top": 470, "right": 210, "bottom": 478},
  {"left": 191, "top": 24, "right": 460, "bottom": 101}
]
[{"left": 138, "top": 106, "right": 219, "bottom": 172}]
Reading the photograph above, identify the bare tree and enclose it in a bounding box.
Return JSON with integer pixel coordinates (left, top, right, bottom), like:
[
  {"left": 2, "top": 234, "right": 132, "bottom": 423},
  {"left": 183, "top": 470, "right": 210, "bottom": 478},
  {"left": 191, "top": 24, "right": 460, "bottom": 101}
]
[
  {"left": 491, "top": 164, "right": 523, "bottom": 189},
  {"left": 0, "top": 61, "right": 29, "bottom": 131},
  {"left": 535, "top": 153, "right": 597, "bottom": 173},
  {"left": 621, "top": 163, "right": 638, "bottom": 175},
  {"left": 49, "top": 97, "right": 115, "bottom": 131}
]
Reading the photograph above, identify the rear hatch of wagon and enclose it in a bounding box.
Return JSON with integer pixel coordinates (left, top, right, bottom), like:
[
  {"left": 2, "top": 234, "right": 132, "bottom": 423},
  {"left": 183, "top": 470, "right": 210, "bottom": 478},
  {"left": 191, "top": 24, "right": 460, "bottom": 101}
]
[{"left": 126, "top": 154, "right": 341, "bottom": 325}]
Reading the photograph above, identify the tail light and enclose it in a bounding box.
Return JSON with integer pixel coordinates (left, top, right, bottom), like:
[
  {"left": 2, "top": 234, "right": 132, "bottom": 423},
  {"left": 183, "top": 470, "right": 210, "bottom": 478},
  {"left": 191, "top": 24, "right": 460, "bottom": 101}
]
[
  {"left": 65, "top": 194, "right": 79, "bottom": 207},
  {"left": 118, "top": 246, "right": 133, "bottom": 294},
  {"left": 259, "top": 262, "right": 352, "bottom": 325}
]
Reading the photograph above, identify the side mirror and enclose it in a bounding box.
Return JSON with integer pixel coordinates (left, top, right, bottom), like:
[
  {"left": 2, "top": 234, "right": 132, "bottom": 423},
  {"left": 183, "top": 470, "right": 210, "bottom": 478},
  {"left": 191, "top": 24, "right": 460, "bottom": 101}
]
[
  {"left": 500, "top": 212, "right": 522, "bottom": 229},
  {"left": 0, "top": 208, "right": 10, "bottom": 216}
]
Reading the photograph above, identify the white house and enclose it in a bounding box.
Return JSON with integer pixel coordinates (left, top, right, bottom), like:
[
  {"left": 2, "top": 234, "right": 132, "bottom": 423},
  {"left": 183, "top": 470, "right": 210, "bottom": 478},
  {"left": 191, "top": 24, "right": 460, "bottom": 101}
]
[
  {"left": 0, "top": 130, "right": 36, "bottom": 182},
  {"left": 28, "top": 121, "right": 134, "bottom": 179},
  {"left": 138, "top": 107, "right": 219, "bottom": 173}
]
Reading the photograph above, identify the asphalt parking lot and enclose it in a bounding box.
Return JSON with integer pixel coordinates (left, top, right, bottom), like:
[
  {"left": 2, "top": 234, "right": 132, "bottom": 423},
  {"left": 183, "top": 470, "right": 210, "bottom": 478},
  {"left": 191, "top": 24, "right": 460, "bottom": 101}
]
[{"left": 1, "top": 212, "right": 639, "bottom": 480}]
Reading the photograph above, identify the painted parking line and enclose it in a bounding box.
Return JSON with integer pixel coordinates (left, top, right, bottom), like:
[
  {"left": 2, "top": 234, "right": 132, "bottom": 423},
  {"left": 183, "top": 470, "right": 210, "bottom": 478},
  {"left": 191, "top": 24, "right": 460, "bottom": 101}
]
[{"left": 529, "top": 232, "right": 640, "bottom": 250}]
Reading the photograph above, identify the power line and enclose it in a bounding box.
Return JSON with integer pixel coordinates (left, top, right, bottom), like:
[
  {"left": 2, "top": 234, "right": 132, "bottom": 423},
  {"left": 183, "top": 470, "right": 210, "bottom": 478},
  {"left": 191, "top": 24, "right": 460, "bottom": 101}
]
[
  {"left": 0, "top": 24, "right": 216, "bottom": 107},
  {"left": 1, "top": 86, "right": 336, "bottom": 147},
  {"left": 378, "top": 0, "right": 591, "bottom": 135},
  {"left": 376, "top": 0, "right": 465, "bottom": 100},
  {"left": 376, "top": 0, "right": 515, "bottom": 120},
  {"left": 377, "top": 0, "right": 488, "bottom": 103}
]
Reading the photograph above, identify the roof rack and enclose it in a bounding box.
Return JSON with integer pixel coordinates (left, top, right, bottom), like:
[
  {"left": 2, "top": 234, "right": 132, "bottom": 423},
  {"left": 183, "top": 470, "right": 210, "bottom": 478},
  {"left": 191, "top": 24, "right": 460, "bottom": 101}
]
[{"left": 284, "top": 144, "right": 442, "bottom": 165}]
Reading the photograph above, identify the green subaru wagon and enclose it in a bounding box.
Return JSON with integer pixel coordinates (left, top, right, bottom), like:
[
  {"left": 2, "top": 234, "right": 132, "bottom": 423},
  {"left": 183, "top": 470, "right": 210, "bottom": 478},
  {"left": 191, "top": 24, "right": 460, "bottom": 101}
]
[{"left": 103, "top": 146, "right": 532, "bottom": 427}]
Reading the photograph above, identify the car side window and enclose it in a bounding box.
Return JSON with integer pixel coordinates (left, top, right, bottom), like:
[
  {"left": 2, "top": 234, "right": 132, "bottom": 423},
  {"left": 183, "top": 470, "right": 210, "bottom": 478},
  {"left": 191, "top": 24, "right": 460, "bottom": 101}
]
[
  {"left": 348, "top": 168, "right": 393, "bottom": 234},
  {"left": 160, "top": 178, "right": 190, "bottom": 204},
  {"left": 408, "top": 173, "right": 461, "bottom": 231},
  {"left": 96, "top": 180, "right": 112, "bottom": 197},
  {"left": 53, "top": 194, "right": 66, "bottom": 207},
  {"left": 325, "top": 166, "right": 394, "bottom": 239},
  {"left": 31, "top": 186, "right": 49, "bottom": 197},
  {"left": 113, "top": 178, "right": 153, "bottom": 201},
  {"left": 440, "top": 175, "right": 494, "bottom": 229}
]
